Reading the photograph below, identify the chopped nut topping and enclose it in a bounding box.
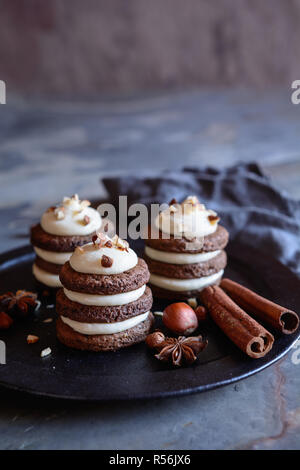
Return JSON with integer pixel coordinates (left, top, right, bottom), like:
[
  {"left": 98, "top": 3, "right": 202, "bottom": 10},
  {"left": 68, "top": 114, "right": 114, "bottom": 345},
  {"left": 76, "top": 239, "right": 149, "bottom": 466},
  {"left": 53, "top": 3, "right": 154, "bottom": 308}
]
[
  {"left": 92, "top": 232, "right": 107, "bottom": 248},
  {"left": 208, "top": 214, "right": 219, "bottom": 225},
  {"left": 54, "top": 206, "right": 65, "bottom": 220},
  {"left": 41, "top": 347, "right": 51, "bottom": 358},
  {"left": 169, "top": 205, "right": 178, "bottom": 213},
  {"left": 83, "top": 215, "right": 90, "bottom": 225},
  {"left": 101, "top": 254, "right": 113, "bottom": 268},
  {"left": 111, "top": 235, "right": 129, "bottom": 251},
  {"left": 105, "top": 240, "right": 113, "bottom": 248},
  {"left": 111, "top": 234, "right": 119, "bottom": 245},
  {"left": 182, "top": 204, "right": 194, "bottom": 215},
  {"left": 169, "top": 198, "right": 178, "bottom": 206},
  {"left": 184, "top": 195, "right": 199, "bottom": 206},
  {"left": 43, "top": 318, "right": 53, "bottom": 323},
  {"left": 27, "top": 334, "right": 39, "bottom": 344},
  {"left": 183, "top": 231, "right": 196, "bottom": 241},
  {"left": 80, "top": 199, "right": 91, "bottom": 210}
]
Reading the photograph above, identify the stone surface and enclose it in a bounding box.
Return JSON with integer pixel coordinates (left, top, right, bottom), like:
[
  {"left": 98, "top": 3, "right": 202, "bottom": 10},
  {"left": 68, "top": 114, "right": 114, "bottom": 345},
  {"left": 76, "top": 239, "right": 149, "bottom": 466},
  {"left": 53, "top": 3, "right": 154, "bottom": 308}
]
[{"left": 0, "top": 89, "right": 300, "bottom": 450}]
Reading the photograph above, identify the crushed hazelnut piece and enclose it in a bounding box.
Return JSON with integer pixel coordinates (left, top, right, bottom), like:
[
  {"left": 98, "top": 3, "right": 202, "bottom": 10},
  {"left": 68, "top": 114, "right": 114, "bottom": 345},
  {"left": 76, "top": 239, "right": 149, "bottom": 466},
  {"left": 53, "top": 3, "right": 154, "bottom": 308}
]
[
  {"left": 41, "top": 347, "right": 51, "bottom": 358},
  {"left": 153, "top": 311, "right": 164, "bottom": 317},
  {"left": 111, "top": 234, "right": 119, "bottom": 245},
  {"left": 92, "top": 232, "right": 106, "bottom": 247},
  {"left": 169, "top": 205, "right": 178, "bottom": 213},
  {"left": 187, "top": 298, "right": 198, "bottom": 309},
  {"left": 111, "top": 235, "right": 129, "bottom": 251},
  {"left": 83, "top": 215, "right": 90, "bottom": 225},
  {"left": 80, "top": 199, "right": 91, "bottom": 210},
  {"left": 183, "top": 231, "right": 195, "bottom": 241},
  {"left": 43, "top": 318, "right": 53, "bottom": 323},
  {"left": 182, "top": 204, "right": 194, "bottom": 215},
  {"left": 27, "top": 335, "right": 39, "bottom": 344},
  {"left": 105, "top": 240, "right": 113, "bottom": 248},
  {"left": 208, "top": 214, "right": 219, "bottom": 225},
  {"left": 169, "top": 198, "right": 178, "bottom": 206},
  {"left": 54, "top": 207, "right": 65, "bottom": 220},
  {"left": 101, "top": 255, "right": 113, "bottom": 268},
  {"left": 184, "top": 195, "right": 199, "bottom": 206}
]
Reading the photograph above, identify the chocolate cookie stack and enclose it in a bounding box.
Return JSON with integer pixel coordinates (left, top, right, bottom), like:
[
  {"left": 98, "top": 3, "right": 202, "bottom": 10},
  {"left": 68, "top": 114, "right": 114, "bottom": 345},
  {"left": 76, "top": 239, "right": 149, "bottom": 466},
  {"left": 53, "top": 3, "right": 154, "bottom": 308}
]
[
  {"left": 144, "top": 196, "right": 229, "bottom": 300},
  {"left": 30, "top": 194, "right": 103, "bottom": 290},
  {"left": 56, "top": 233, "right": 154, "bottom": 351}
]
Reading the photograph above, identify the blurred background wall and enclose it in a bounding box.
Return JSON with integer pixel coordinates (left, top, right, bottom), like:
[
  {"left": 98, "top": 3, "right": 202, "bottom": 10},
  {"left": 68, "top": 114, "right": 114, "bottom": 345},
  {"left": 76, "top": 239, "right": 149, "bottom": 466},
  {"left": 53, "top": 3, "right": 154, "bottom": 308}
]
[{"left": 1, "top": 0, "right": 300, "bottom": 96}]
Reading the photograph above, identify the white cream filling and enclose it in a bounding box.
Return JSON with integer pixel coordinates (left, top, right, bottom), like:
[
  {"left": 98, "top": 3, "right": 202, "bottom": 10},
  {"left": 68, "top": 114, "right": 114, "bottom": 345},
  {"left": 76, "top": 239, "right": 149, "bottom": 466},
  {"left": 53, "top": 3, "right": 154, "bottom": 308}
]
[
  {"left": 63, "top": 284, "right": 146, "bottom": 306},
  {"left": 41, "top": 202, "right": 102, "bottom": 236},
  {"left": 150, "top": 270, "right": 224, "bottom": 292},
  {"left": 145, "top": 246, "right": 220, "bottom": 265},
  {"left": 33, "top": 263, "right": 62, "bottom": 288},
  {"left": 61, "top": 311, "right": 149, "bottom": 335},
  {"left": 34, "top": 246, "right": 72, "bottom": 265},
  {"left": 69, "top": 242, "right": 137, "bottom": 275}
]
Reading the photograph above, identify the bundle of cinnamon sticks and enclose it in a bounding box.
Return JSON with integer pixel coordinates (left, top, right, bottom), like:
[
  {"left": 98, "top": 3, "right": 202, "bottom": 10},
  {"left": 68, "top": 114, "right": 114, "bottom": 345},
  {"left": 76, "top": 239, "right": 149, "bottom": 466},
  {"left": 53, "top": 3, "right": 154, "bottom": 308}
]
[{"left": 200, "top": 278, "right": 299, "bottom": 359}]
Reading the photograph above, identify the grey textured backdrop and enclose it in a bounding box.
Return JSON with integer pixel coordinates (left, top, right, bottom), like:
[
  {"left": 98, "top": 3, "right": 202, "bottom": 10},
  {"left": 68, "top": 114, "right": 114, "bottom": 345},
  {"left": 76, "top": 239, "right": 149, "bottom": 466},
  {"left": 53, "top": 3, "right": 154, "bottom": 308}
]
[{"left": 1, "top": 0, "right": 300, "bottom": 95}]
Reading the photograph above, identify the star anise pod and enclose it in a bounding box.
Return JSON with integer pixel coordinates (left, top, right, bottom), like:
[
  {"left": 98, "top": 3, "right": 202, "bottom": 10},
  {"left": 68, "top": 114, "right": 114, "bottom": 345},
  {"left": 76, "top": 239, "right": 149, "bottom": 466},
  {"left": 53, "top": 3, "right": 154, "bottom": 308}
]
[
  {"left": 0, "top": 290, "right": 37, "bottom": 317},
  {"left": 146, "top": 332, "right": 207, "bottom": 367}
]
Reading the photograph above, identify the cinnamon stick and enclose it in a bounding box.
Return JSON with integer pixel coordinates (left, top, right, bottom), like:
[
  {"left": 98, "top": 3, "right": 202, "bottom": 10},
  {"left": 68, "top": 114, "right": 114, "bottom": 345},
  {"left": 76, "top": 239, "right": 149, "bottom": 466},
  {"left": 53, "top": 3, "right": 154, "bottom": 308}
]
[
  {"left": 201, "top": 286, "right": 274, "bottom": 358},
  {"left": 221, "top": 278, "right": 299, "bottom": 335}
]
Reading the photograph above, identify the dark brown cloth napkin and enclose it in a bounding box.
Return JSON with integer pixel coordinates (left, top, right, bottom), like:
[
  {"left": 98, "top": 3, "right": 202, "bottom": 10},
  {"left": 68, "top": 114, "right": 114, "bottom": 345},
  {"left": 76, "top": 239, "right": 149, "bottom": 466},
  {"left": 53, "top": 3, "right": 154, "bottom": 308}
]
[{"left": 102, "top": 163, "right": 300, "bottom": 276}]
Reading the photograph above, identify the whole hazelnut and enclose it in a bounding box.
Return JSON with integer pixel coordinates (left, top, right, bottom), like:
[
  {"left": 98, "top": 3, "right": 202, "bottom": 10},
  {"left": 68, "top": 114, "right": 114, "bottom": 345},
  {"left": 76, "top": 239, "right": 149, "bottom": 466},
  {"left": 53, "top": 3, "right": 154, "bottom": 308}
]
[
  {"left": 146, "top": 331, "right": 165, "bottom": 349},
  {"left": 163, "top": 303, "right": 198, "bottom": 335},
  {"left": 195, "top": 305, "right": 208, "bottom": 322}
]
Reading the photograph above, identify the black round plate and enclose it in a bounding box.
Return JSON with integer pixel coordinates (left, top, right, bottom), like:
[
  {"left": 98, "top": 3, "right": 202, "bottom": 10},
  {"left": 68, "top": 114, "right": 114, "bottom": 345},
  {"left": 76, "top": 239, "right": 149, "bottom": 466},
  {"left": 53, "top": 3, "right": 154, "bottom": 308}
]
[{"left": 0, "top": 242, "right": 299, "bottom": 401}]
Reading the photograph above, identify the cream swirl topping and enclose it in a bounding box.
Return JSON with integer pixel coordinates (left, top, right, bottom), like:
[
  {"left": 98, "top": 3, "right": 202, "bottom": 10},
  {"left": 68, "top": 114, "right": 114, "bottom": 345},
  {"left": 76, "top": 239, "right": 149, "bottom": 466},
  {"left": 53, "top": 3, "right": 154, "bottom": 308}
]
[
  {"left": 69, "top": 235, "right": 137, "bottom": 275},
  {"left": 155, "top": 195, "right": 219, "bottom": 238},
  {"left": 41, "top": 194, "right": 102, "bottom": 236}
]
